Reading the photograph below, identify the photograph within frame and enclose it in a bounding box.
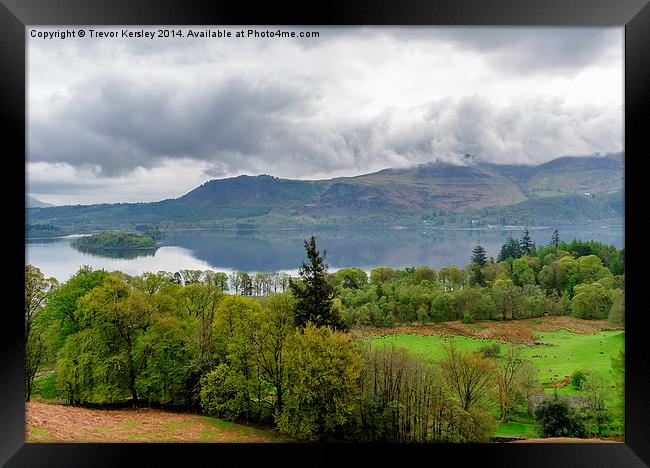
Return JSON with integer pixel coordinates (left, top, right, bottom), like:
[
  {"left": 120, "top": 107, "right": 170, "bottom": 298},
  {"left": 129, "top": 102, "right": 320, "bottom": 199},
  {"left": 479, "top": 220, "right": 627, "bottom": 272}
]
[{"left": 2, "top": 0, "right": 644, "bottom": 468}]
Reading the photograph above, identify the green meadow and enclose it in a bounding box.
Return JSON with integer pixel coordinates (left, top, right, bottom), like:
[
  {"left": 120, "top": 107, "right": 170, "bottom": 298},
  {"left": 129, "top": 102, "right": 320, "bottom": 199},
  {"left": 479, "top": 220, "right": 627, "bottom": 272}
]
[{"left": 371, "top": 329, "right": 624, "bottom": 438}]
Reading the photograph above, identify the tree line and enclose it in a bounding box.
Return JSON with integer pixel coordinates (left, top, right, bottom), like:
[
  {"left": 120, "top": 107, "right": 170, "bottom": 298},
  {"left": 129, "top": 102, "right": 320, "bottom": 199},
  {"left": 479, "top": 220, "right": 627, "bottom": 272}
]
[{"left": 336, "top": 230, "right": 624, "bottom": 328}]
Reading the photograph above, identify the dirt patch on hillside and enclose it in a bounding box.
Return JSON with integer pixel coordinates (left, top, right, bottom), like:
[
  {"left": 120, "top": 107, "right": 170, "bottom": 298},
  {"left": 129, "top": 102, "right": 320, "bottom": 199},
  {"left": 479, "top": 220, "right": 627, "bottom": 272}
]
[
  {"left": 353, "top": 316, "right": 617, "bottom": 345},
  {"left": 26, "top": 401, "right": 286, "bottom": 443},
  {"left": 528, "top": 316, "right": 613, "bottom": 334}
]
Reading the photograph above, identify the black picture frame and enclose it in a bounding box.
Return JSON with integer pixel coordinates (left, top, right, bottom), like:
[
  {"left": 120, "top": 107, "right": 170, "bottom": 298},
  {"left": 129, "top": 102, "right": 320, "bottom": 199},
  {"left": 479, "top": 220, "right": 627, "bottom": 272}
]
[{"left": 2, "top": 1, "right": 648, "bottom": 466}]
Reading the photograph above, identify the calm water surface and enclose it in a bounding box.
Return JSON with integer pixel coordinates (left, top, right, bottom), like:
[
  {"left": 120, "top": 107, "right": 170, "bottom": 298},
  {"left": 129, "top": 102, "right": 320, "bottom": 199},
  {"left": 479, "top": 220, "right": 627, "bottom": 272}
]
[{"left": 26, "top": 226, "right": 624, "bottom": 282}]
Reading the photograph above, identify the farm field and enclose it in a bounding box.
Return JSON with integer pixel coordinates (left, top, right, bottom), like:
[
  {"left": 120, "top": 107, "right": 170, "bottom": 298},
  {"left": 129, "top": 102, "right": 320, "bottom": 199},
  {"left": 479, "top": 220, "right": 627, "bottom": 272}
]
[
  {"left": 366, "top": 316, "right": 624, "bottom": 439},
  {"left": 26, "top": 402, "right": 291, "bottom": 443}
]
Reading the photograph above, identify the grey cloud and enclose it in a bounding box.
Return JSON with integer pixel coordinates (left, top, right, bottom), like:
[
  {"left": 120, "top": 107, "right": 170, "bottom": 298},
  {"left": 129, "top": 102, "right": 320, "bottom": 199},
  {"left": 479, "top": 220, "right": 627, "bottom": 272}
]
[
  {"left": 367, "top": 95, "right": 621, "bottom": 166},
  {"left": 29, "top": 73, "right": 622, "bottom": 181},
  {"left": 29, "top": 77, "right": 313, "bottom": 176},
  {"left": 384, "top": 27, "right": 622, "bottom": 74}
]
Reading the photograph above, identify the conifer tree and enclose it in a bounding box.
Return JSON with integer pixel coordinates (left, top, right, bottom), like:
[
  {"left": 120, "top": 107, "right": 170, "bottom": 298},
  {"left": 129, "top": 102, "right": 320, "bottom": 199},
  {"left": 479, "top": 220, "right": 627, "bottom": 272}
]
[
  {"left": 550, "top": 229, "right": 560, "bottom": 248},
  {"left": 289, "top": 236, "right": 345, "bottom": 330},
  {"left": 497, "top": 236, "right": 522, "bottom": 262},
  {"left": 519, "top": 227, "right": 534, "bottom": 255},
  {"left": 471, "top": 244, "right": 488, "bottom": 267}
]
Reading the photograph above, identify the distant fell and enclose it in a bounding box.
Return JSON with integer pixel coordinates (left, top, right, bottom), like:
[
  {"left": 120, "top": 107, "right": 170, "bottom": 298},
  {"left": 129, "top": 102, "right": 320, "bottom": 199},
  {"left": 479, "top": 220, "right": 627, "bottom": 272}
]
[{"left": 26, "top": 153, "right": 624, "bottom": 231}]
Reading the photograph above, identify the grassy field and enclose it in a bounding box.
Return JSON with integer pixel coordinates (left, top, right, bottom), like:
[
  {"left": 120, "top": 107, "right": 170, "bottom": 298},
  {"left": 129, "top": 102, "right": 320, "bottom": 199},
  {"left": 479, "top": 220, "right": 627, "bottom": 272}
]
[
  {"left": 26, "top": 402, "right": 291, "bottom": 443},
  {"left": 370, "top": 319, "right": 624, "bottom": 439},
  {"left": 372, "top": 329, "right": 623, "bottom": 386}
]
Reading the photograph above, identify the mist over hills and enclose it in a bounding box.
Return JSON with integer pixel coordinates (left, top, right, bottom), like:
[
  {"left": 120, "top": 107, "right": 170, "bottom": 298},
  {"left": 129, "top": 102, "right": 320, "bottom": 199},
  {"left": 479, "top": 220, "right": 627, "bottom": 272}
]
[
  {"left": 27, "top": 195, "right": 54, "bottom": 208},
  {"left": 26, "top": 153, "right": 623, "bottom": 233}
]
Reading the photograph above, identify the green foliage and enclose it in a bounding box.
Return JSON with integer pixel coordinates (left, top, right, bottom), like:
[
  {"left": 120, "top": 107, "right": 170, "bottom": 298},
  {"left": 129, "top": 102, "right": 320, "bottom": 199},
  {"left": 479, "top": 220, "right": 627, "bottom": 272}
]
[
  {"left": 550, "top": 229, "right": 560, "bottom": 248},
  {"left": 519, "top": 227, "right": 534, "bottom": 255},
  {"left": 332, "top": 268, "right": 369, "bottom": 289},
  {"left": 471, "top": 244, "right": 488, "bottom": 267},
  {"left": 571, "top": 282, "right": 612, "bottom": 320},
  {"left": 440, "top": 342, "right": 496, "bottom": 412},
  {"left": 497, "top": 236, "right": 522, "bottom": 262},
  {"left": 535, "top": 394, "right": 588, "bottom": 438},
  {"left": 72, "top": 232, "right": 157, "bottom": 250},
  {"left": 570, "top": 370, "right": 587, "bottom": 390},
  {"left": 55, "top": 274, "right": 156, "bottom": 404},
  {"left": 583, "top": 372, "right": 612, "bottom": 435},
  {"left": 136, "top": 314, "right": 194, "bottom": 407},
  {"left": 352, "top": 344, "right": 495, "bottom": 442},
  {"left": 200, "top": 364, "right": 251, "bottom": 421},
  {"left": 608, "top": 289, "right": 624, "bottom": 328},
  {"left": 611, "top": 350, "right": 624, "bottom": 424},
  {"left": 30, "top": 231, "right": 625, "bottom": 441},
  {"left": 414, "top": 265, "right": 436, "bottom": 284},
  {"left": 25, "top": 265, "right": 58, "bottom": 401},
  {"left": 289, "top": 236, "right": 344, "bottom": 330},
  {"left": 42, "top": 266, "right": 110, "bottom": 351},
  {"left": 478, "top": 343, "right": 501, "bottom": 358},
  {"left": 512, "top": 258, "right": 536, "bottom": 286},
  {"left": 277, "top": 324, "right": 362, "bottom": 441}
]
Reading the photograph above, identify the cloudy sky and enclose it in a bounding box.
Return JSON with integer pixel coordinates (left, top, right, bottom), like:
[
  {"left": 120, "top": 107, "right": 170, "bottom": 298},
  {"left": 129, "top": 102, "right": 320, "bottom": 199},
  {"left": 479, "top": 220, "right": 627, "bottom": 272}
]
[{"left": 27, "top": 26, "right": 623, "bottom": 205}]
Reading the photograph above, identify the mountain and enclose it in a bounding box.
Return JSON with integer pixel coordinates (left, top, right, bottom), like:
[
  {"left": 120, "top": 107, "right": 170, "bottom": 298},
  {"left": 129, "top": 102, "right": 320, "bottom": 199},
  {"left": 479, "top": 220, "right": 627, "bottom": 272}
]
[
  {"left": 26, "top": 153, "right": 624, "bottom": 231},
  {"left": 27, "top": 195, "right": 54, "bottom": 208},
  {"left": 305, "top": 163, "right": 527, "bottom": 214}
]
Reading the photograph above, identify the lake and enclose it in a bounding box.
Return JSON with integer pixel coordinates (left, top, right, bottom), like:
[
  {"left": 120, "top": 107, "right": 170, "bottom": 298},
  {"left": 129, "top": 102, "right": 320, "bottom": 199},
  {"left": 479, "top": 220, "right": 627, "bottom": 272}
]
[{"left": 26, "top": 225, "right": 624, "bottom": 282}]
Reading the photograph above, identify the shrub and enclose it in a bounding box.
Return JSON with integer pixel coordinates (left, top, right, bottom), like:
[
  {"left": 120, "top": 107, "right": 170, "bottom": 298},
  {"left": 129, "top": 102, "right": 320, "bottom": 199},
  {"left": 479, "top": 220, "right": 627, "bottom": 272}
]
[
  {"left": 571, "top": 370, "right": 587, "bottom": 390},
  {"left": 463, "top": 313, "right": 474, "bottom": 324},
  {"left": 535, "top": 394, "right": 588, "bottom": 438},
  {"left": 478, "top": 343, "right": 501, "bottom": 358}
]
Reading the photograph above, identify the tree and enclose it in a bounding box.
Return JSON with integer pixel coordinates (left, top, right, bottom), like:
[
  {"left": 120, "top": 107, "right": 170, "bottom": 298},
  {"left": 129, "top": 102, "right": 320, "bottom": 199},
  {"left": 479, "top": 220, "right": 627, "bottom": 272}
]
[
  {"left": 25, "top": 265, "right": 58, "bottom": 401},
  {"left": 440, "top": 341, "right": 496, "bottom": 411},
  {"left": 289, "top": 236, "right": 344, "bottom": 330},
  {"left": 471, "top": 244, "right": 488, "bottom": 267},
  {"left": 413, "top": 265, "right": 435, "bottom": 285},
  {"left": 519, "top": 227, "right": 534, "bottom": 255},
  {"left": 251, "top": 294, "right": 296, "bottom": 416},
  {"left": 517, "top": 361, "right": 542, "bottom": 415},
  {"left": 277, "top": 323, "right": 362, "bottom": 441},
  {"left": 200, "top": 363, "right": 251, "bottom": 421},
  {"left": 497, "top": 237, "right": 522, "bottom": 262},
  {"left": 59, "top": 274, "right": 156, "bottom": 404},
  {"left": 494, "top": 345, "right": 526, "bottom": 420},
  {"left": 131, "top": 271, "right": 174, "bottom": 296},
  {"left": 229, "top": 272, "right": 243, "bottom": 295},
  {"left": 333, "top": 268, "right": 369, "bottom": 289},
  {"left": 203, "top": 271, "right": 229, "bottom": 291},
  {"left": 576, "top": 255, "right": 611, "bottom": 284},
  {"left": 583, "top": 372, "right": 612, "bottom": 436},
  {"left": 42, "top": 266, "right": 109, "bottom": 351},
  {"left": 550, "top": 229, "right": 560, "bottom": 248},
  {"left": 136, "top": 312, "right": 194, "bottom": 407},
  {"left": 511, "top": 258, "right": 536, "bottom": 286},
  {"left": 178, "top": 269, "right": 204, "bottom": 285},
  {"left": 571, "top": 282, "right": 612, "bottom": 319},
  {"left": 491, "top": 279, "right": 522, "bottom": 320},
  {"left": 535, "top": 394, "right": 587, "bottom": 438},
  {"left": 178, "top": 284, "right": 222, "bottom": 374}
]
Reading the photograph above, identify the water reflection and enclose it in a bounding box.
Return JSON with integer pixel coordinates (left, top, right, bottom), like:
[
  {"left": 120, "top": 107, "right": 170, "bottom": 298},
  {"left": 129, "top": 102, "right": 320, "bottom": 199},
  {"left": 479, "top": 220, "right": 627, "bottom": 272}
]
[
  {"left": 26, "top": 225, "right": 624, "bottom": 282},
  {"left": 72, "top": 245, "right": 160, "bottom": 259}
]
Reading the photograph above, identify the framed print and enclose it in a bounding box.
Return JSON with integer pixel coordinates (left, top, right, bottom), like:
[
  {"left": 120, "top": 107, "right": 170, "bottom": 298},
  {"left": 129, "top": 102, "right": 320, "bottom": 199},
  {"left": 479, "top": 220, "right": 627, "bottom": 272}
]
[{"left": 2, "top": 0, "right": 649, "bottom": 466}]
